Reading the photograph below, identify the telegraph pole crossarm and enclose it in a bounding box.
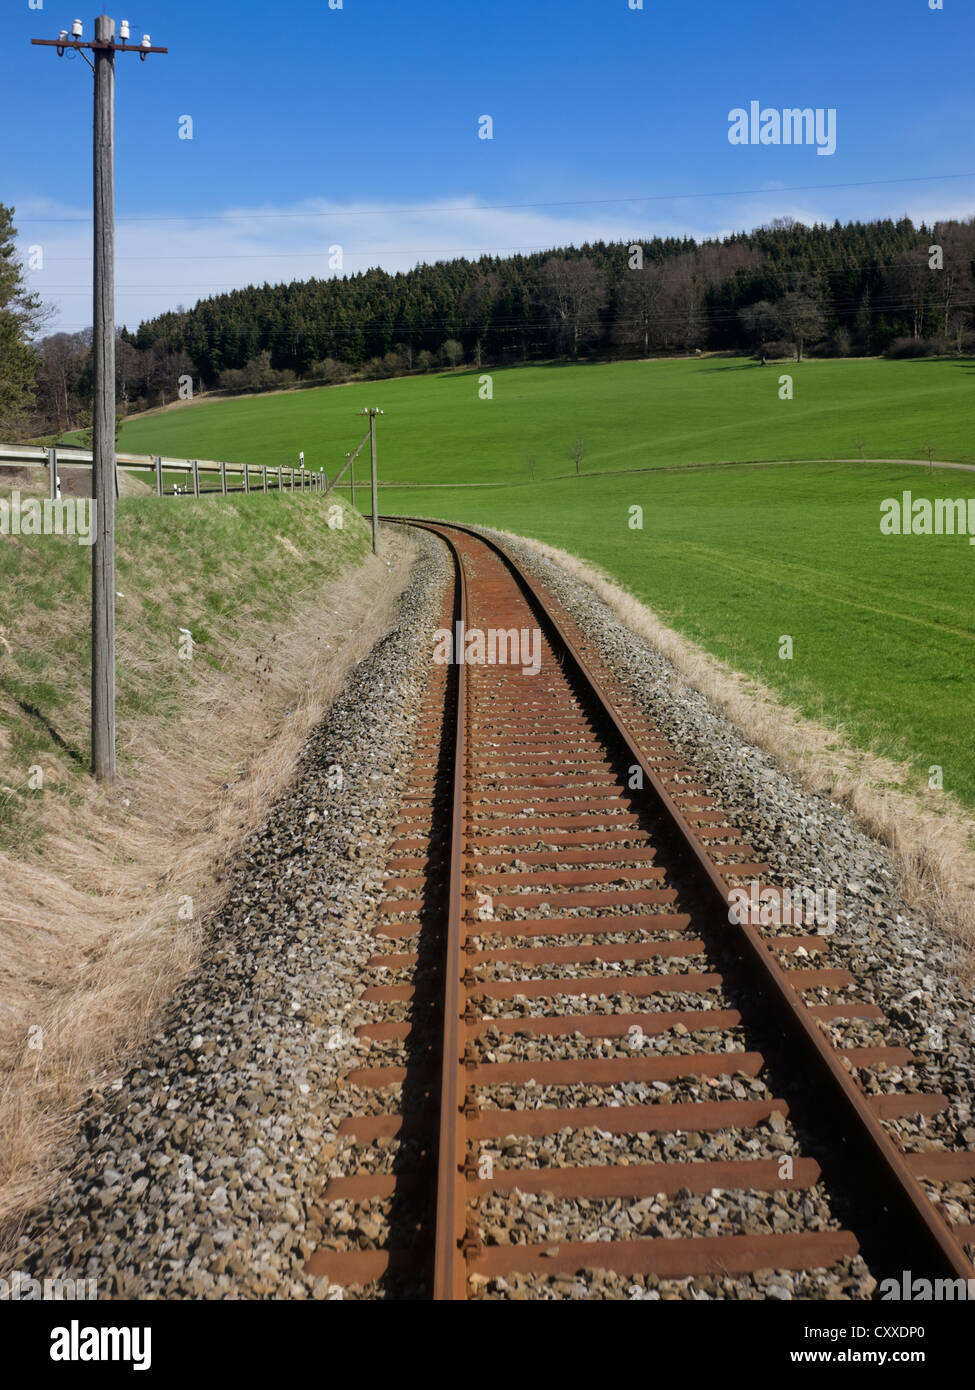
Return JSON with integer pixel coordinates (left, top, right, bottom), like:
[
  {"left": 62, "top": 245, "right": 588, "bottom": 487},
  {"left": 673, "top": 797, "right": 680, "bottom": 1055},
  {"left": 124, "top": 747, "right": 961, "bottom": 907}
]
[{"left": 31, "top": 38, "right": 168, "bottom": 53}]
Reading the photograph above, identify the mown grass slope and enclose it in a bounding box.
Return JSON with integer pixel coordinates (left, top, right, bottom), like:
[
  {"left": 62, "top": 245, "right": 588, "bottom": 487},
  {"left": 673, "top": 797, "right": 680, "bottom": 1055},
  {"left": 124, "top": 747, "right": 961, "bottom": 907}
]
[
  {"left": 0, "top": 490, "right": 368, "bottom": 849},
  {"left": 115, "top": 355, "right": 975, "bottom": 483}
]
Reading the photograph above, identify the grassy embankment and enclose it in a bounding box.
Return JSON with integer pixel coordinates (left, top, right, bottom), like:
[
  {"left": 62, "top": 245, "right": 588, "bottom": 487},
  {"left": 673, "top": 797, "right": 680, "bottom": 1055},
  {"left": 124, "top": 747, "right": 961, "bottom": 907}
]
[
  {"left": 0, "top": 486, "right": 368, "bottom": 849},
  {"left": 0, "top": 480, "right": 413, "bottom": 1231}
]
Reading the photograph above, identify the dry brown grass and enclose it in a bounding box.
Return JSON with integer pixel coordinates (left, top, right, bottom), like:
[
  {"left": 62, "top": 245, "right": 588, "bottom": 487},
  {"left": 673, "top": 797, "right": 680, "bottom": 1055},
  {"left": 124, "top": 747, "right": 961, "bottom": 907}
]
[
  {"left": 505, "top": 530, "right": 975, "bottom": 975},
  {"left": 0, "top": 531, "right": 415, "bottom": 1238}
]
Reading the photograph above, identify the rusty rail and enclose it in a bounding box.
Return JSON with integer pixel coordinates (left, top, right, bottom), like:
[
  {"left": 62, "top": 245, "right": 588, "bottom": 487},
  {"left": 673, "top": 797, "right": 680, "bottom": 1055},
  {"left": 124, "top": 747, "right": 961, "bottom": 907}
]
[
  {"left": 432, "top": 534, "right": 470, "bottom": 1299},
  {"left": 447, "top": 519, "right": 975, "bottom": 1285},
  {"left": 306, "top": 516, "right": 975, "bottom": 1299}
]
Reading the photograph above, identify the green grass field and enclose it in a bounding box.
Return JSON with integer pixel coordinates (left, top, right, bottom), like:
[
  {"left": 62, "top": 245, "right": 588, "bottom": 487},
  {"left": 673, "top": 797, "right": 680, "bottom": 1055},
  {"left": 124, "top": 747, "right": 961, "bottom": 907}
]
[
  {"left": 115, "top": 355, "right": 975, "bottom": 482},
  {"left": 109, "top": 356, "right": 975, "bottom": 811}
]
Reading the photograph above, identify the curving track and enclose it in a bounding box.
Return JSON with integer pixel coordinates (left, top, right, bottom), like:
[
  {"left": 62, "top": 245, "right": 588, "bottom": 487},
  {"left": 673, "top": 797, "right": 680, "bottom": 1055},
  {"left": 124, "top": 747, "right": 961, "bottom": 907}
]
[{"left": 306, "top": 520, "right": 975, "bottom": 1300}]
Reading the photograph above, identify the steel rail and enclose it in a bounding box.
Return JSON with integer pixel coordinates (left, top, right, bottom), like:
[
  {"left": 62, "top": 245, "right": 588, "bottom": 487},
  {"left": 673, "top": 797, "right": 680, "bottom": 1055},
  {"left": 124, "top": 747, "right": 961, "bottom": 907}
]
[
  {"left": 391, "top": 515, "right": 975, "bottom": 1291},
  {"left": 431, "top": 531, "right": 470, "bottom": 1300}
]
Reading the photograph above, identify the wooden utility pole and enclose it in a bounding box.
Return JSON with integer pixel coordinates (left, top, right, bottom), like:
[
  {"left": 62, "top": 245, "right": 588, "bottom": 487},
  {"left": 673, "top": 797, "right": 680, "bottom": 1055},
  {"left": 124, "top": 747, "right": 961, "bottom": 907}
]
[
  {"left": 91, "top": 14, "right": 117, "bottom": 782},
  {"left": 359, "top": 409, "right": 385, "bottom": 555},
  {"left": 32, "top": 17, "right": 168, "bottom": 782},
  {"left": 369, "top": 414, "right": 379, "bottom": 553}
]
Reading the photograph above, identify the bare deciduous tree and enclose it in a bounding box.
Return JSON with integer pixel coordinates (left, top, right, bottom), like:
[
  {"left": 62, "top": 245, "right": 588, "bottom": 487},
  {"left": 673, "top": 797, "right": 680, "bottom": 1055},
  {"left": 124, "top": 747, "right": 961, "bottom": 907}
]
[
  {"left": 567, "top": 437, "right": 586, "bottom": 474},
  {"left": 538, "top": 257, "right": 607, "bottom": 356},
  {"left": 777, "top": 291, "right": 826, "bottom": 362},
  {"left": 616, "top": 264, "right": 665, "bottom": 357},
  {"left": 885, "top": 249, "right": 931, "bottom": 340},
  {"left": 931, "top": 220, "right": 975, "bottom": 337},
  {"left": 461, "top": 271, "right": 500, "bottom": 368},
  {"left": 35, "top": 331, "right": 90, "bottom": 432},
  {"left": 739, "top": 300, "right": 782, "bottom": 357}
]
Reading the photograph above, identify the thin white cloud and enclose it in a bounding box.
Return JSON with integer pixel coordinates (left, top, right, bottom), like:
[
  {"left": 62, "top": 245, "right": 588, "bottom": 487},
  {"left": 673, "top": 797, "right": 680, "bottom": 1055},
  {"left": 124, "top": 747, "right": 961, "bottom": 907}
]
[{"left": 14, "top": 187, "right": 975, "bottom": 334}]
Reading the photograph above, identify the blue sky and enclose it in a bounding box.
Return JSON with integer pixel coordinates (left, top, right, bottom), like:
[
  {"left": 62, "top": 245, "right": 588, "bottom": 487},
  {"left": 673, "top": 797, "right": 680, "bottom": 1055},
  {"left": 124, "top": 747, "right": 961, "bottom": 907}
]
[{"left": 3, "top": 0, "right": 974, "bottom": 332}]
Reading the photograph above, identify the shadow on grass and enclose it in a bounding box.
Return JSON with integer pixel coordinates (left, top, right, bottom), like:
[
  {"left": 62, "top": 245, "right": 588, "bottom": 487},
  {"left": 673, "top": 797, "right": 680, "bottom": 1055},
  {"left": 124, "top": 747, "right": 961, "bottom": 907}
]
[{"left": 7, "top": 692, "right": 86, "bottom": 767}]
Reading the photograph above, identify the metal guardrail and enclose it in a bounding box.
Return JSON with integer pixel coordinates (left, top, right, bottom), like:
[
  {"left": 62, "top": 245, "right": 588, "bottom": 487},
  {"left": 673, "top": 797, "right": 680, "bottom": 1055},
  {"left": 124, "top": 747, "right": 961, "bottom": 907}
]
[{"left": 0, "top": 444, "right": 326, "bottom": 498}]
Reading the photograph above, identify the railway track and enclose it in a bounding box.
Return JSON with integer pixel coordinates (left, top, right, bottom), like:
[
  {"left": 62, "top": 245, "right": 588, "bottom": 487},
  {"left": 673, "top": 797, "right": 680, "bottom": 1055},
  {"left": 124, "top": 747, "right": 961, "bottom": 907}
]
[{"left": 306, "top": 520, "right": 975, "bottom": 1300}]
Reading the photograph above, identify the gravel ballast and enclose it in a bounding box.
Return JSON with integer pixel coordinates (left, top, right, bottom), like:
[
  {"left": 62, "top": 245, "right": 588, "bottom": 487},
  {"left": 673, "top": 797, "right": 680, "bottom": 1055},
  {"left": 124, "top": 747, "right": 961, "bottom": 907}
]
[
  {"left": 485, "top": 527, "right": 975, "bottom": 1160},
  {"left": 4, "top": 520, "right": 972, "bottom": 1303},
  {"left": 2, "top": 528, "right": 448, "bottom": 1300}
]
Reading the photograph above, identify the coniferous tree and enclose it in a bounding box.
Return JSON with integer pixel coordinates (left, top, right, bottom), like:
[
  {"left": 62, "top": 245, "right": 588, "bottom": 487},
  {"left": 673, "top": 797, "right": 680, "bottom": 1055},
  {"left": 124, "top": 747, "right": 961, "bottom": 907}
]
[{"left": 0, "top": 205, "right": 44, "bottom": 436}]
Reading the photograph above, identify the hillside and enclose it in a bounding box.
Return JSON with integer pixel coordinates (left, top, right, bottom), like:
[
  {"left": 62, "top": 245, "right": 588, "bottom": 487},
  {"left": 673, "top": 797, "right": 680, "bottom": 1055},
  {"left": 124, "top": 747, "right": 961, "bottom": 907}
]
[
  {"left": 125, "top": 215, "right": 972, "bottom": 380},
  {"left": 22, "top": 214, "right": 975, "bottom": 440},
  {"left": 115, "top": 354, "right": 975, "bottom": 481},
  {"left": 113, "top": 356, "right": 975, "bottom": 814}
]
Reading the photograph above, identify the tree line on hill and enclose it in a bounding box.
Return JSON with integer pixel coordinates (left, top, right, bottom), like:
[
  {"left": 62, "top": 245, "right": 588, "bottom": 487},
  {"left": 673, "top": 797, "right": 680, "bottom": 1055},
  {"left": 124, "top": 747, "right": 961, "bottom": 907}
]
[{"left": 2, "top": 203, "right": 974, "bottom": 439}]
